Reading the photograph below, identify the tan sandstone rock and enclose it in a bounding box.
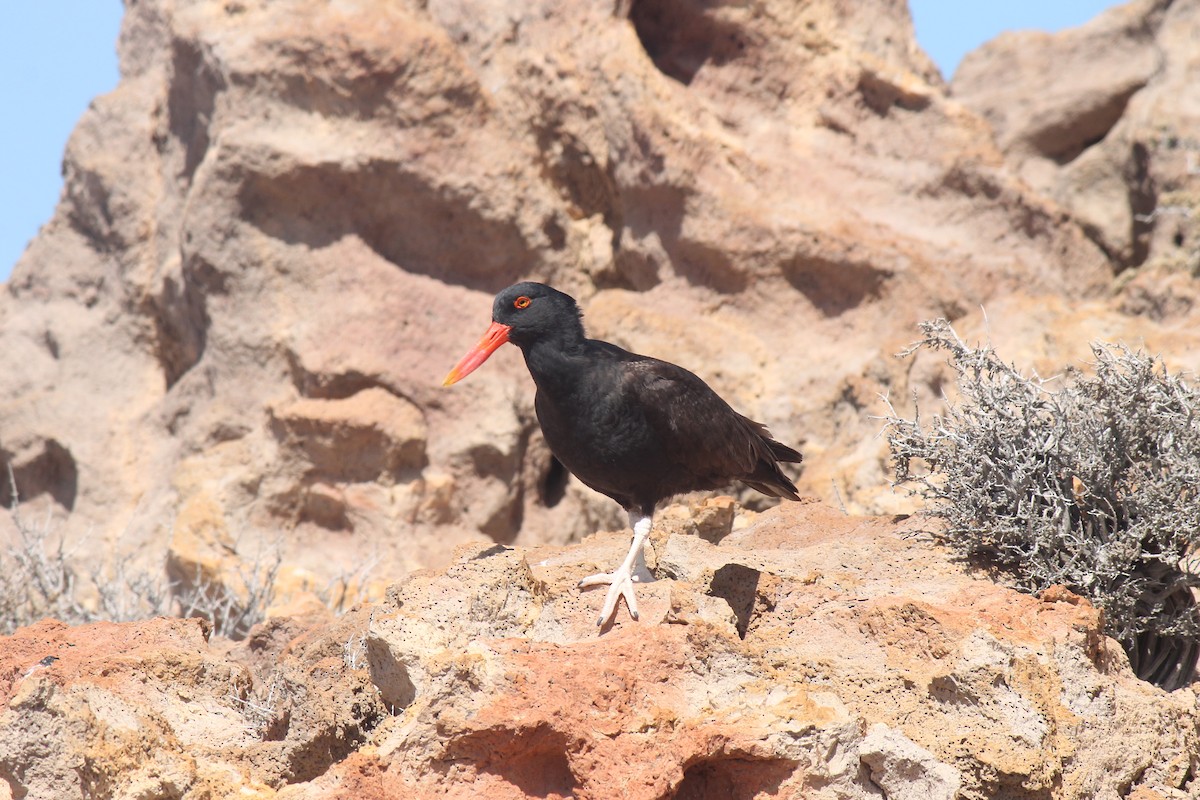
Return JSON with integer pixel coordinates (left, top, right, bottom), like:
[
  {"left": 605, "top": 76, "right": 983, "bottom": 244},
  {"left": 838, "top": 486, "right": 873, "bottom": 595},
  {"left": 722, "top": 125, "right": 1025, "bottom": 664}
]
[
  {"left": 953, "top": 0, "right": 1200, "bottom": 276},
  {"left": 0, "top": 0, "right": 1158, "bottom": 598},
  {"left": 1, "top": 0, "right": 1199, "bottom": 793}
]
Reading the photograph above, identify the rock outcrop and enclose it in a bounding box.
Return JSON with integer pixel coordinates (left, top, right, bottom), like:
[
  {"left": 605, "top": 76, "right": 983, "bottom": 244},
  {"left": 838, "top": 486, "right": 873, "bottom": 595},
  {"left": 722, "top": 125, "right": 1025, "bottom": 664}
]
[
  {"left": 2, "top": 501, "right": 1196, "bottom": 799},
  {"left": 8, "top": 0, "right": 1189, "bottom": 592},
  {"left": 3, "top": 0, "right": 1200, "bottom": 795},
  {"left": 953, "top": 0, "right": 1200, "bottom": 279}
]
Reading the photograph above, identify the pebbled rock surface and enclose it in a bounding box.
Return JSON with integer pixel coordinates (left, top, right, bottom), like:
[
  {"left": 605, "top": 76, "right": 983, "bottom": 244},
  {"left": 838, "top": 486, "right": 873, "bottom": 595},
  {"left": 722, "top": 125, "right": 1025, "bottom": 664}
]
[{"left": 2, "top": 500, "right": 1197, "bottom": 799}]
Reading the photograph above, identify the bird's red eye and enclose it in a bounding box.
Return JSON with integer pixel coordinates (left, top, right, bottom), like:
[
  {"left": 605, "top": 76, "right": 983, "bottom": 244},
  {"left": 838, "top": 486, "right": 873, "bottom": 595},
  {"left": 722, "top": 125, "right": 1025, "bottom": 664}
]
[{"left": 514, "top": 296, "right": 531, "bottom": 309}]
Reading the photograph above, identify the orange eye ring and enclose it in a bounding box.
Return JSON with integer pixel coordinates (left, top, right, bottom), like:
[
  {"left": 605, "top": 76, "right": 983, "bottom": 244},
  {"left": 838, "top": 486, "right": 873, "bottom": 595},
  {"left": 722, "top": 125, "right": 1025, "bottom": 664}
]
[{"left": 514, "top": 296, "right": 531, "bottom": 309}]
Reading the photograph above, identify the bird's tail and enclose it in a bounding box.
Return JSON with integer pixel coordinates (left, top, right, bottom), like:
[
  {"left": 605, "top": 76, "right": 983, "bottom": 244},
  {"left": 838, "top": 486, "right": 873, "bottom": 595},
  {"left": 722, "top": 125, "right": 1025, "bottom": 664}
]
[
  {"left": 767, "top": 439, "right": 803, "bottom": 464},
  {"left": 742, "top": 431, "right": 802, "bottom": 500},
  {"left": 742, "top": 467, "right": 800, "bottom": 500}
]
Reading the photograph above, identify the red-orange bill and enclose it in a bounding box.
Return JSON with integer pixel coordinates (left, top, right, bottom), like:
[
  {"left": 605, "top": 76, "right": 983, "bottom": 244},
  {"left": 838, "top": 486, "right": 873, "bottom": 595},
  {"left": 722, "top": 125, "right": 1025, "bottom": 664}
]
[{"left": 443, "top": 321, "right": 512, "bottom": 386}]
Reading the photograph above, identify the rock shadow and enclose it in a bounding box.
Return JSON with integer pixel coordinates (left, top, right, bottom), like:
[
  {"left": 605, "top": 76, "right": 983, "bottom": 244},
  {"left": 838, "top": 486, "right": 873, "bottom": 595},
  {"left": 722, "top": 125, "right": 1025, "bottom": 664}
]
[
  {"left": 671, "top": 755, "right": 797, "bottom": 800},
  {"left": 238, "top": 160, "right": 534, "bottom": 293}
]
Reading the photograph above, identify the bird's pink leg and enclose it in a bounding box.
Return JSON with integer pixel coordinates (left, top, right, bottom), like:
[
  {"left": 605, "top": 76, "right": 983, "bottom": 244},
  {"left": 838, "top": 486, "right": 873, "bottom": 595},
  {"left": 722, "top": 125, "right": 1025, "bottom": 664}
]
[{"left": 578, "top": 513, "right": 656, "bottom": 626}]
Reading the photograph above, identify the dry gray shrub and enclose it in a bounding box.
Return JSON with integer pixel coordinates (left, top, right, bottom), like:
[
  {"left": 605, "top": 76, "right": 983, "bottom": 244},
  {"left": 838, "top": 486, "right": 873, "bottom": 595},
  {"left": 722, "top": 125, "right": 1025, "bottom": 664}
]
[
  {"left": 0, "top": 492, "right": 276, "bottom": 639},
  {"left": 227, "top": 666, "right": 294, "bottom": 739},
  {"left": 171, "top": 539, "right": 283, "bottom": 640},
  {"left": 0, "top": 470, "right": 170, "bottom": 633},
  {"left": 0, "top": 468, "right": 380, "bottom": 639},
  {"left": 886, "top": 319, "right": 1200, "bottom": 690}
]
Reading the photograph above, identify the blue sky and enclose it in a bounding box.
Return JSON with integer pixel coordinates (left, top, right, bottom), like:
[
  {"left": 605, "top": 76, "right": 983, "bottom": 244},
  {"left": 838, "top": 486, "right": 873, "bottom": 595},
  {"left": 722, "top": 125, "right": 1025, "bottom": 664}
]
[{"left": 0, "top": 1, "right": 1120, "bottom": 284}]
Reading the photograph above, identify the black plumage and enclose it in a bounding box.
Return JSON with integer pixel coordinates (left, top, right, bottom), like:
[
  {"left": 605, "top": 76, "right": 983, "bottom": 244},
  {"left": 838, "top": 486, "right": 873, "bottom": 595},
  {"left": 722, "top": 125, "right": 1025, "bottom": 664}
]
[{"left": 444, "top": 282, "right": 802, "bottom": 625}]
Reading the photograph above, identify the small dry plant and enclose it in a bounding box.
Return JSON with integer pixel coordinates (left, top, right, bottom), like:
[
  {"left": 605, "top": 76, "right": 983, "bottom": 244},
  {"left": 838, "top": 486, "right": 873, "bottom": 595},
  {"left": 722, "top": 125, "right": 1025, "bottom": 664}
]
[
  {"left": 171, "top": 539, "right": 283, "bottom": 640},
  {"left": 0, "top": 470, "right": 170, "bottom": 633},
  {"left": 227, "top": 666, "right": 295, "bottom": 739},
  {"left": 0, "top": 468, "right": 375, "bottom": 640},
  {"left": 885, "top": 319, "right": 1200, "bottom": 690}
]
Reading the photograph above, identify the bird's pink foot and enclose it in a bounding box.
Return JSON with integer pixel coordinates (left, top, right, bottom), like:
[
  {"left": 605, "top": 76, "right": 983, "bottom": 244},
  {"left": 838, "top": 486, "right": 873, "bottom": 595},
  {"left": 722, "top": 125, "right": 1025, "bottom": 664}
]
[
  {"left": 578, "top": 514, "right": 655, "bottom": 627},
  {"left": 578, "top": 563, "right": 650, "bottom": 625}
]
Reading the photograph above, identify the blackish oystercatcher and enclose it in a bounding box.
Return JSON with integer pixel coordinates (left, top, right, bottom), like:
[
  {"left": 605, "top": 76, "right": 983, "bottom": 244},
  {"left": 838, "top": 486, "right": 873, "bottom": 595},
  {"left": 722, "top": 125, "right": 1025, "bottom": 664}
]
[{"left": 444, "top": 282, "right": 802, "bottom": 626}]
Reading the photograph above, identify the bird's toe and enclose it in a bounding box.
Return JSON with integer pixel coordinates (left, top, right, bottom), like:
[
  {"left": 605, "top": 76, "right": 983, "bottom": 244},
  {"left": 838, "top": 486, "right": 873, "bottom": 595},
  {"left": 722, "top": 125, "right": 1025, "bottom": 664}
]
[
  {"left": 597, "top": 582, "right": 626, "bottom": 626},
  {"left": 623, "top": 582, "right": 639, "bottom": 620},
  {"left": 582, "top": 569, "right": 641, "bottom": 627},
  {"left": 577, "top": 571, "right": 613, "bottom": 589}
]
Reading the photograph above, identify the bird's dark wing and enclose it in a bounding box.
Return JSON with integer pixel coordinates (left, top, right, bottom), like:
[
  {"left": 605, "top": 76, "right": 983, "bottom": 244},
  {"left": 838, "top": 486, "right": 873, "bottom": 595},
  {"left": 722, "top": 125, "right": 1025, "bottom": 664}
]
[{"left": 619, "top": 355, "right": 801, "bottom": 498}]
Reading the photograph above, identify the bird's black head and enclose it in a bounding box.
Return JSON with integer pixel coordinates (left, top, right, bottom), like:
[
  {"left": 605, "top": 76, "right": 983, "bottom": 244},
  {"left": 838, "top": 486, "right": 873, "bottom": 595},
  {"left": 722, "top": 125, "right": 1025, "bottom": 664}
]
[
  {"left": 443, "top": 282, "right": 585, "bottom": 386},
  {"left": 491, "top": 282, "right": 584, "bottom": 348}
]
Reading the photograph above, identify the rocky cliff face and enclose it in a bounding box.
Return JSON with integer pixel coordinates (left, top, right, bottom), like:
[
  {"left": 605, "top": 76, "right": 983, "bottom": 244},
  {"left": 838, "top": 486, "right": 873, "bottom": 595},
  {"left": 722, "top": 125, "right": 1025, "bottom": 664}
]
[
  {"left": 2, "top": 0, "right": 1199, "bottom": 796},
  {"left": 7, "top": 0, "right": 1182, "bottom": 587}
]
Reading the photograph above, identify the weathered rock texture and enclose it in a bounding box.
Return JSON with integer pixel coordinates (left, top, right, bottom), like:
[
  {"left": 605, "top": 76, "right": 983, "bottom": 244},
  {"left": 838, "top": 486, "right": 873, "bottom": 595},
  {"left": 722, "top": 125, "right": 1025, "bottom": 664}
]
[
  {"left": 8, "top": 0, "right": 1198, "bottom": 593},
  {"left": 2, "top": 501, "right": 1196, "bottom": 799},
  {"left": 953, "top": 0, "right": 1200, "bottom": 278},
  {"left": 2, "top": 0, "right": 1200, "bottom": 794}
]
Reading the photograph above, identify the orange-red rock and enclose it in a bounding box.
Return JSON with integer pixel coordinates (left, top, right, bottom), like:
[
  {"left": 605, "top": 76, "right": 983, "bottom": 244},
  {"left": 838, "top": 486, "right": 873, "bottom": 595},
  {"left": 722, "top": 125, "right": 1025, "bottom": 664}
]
[{"left": 2, "top": 502, "right": 1196, "bottom": 799}]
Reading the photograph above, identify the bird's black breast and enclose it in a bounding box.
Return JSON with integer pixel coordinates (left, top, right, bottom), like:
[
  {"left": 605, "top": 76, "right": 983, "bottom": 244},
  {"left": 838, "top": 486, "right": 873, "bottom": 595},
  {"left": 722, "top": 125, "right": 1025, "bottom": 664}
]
[{"left": 531, "top": 345, "right": 673, "bottom": 511}]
